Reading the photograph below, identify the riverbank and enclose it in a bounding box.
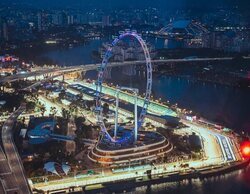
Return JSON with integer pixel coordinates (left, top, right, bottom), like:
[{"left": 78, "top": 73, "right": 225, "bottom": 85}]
[
  {"left": 154, "top": 70, "right": 250, "bottom": 88},
  {"left": 83, "top": 159, "right": 250, "bottom": 194}
]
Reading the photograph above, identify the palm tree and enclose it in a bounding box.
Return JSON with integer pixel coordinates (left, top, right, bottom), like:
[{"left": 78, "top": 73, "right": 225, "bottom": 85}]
[
  {"left": 40, "top": 104, "right": 46, "bottom": 116},
  {"left": 50, "top": 106, "right": 57, "bottom": 117},
  {"left": 61, "top": 108, "right": 70, "bottom": 120},
  {"left": 103, "top": 103, "right": 109, "bottom": 115},
  {"left": 69, "top": 105, "right": 79, "bottom": 116}
]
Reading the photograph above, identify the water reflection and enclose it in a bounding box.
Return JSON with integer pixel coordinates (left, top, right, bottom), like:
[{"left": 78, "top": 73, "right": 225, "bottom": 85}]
[{"left": 121, "top": 168, "right": 250, "bottom": 194}]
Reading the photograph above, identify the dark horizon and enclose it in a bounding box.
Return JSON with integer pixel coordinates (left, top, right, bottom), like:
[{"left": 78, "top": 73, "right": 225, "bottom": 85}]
[{"left": 1, "top": 0, "right": 250, "bottom": 11}]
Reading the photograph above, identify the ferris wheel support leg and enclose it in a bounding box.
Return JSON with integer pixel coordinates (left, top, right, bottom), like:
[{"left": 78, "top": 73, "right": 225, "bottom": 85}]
[
  {"left": 134, "top": 95, "right": 138, "bottom": 143},
  {"left": 114, "top": 91, "right": 119, "bottom": 139}
]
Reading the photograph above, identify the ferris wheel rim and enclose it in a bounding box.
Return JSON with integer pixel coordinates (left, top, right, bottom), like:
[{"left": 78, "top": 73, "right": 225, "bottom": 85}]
[{"left": 95, "top": 31, "right": 152, "bottom": 143}]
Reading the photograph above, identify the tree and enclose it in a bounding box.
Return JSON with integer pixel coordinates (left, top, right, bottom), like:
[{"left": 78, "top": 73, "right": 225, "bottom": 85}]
[
  {"left": 85, "top": 100, "right": 95, "bottom": 110},
  {"left": 50, "top": 106, "right": 57, "bottom": 117},
  {"left": 61, "top": 108, "right": 70, "bottom": 120},
  {"left": 58, "top": 90, "right": 65, "bottom": 99},
  {"left": 40, "top": 104, "right": 46, "bottom": 116},
  {"left": 75, "top": 117, "right": 86, "bottom": 127},
  {"left": 69, "top": 105, "right": 78, "bottom": 116},
  {"left": 103, "top": 103, "right": 109, "bottom": 115},
  {"left": 26, "top": 101, "right": 36, "bottom": 112}
]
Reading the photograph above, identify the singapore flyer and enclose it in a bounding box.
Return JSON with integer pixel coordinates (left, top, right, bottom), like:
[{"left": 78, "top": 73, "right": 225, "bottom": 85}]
[{"left": 95, "top": 30, "right": 152, "bottom": 143}]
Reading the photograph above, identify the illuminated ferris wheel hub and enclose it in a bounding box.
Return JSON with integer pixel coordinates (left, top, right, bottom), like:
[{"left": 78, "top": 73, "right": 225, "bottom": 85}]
[{"left": 88, "top": 30, "right": 172, "bottom": 165}]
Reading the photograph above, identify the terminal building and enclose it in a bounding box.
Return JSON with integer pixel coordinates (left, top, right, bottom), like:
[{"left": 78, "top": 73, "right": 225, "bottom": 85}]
[{"left": 88, "top": 130, "right": 173, "bottom": 165}]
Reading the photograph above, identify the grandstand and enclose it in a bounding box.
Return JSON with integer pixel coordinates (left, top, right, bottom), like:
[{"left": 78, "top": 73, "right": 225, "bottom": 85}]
[{"left": 159, "top": 20, "right": 209, "bottom": 38}]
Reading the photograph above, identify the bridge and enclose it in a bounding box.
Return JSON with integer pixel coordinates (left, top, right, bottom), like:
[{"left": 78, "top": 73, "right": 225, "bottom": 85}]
[
  {"left": 1, "top": 57, "right": 249, "bottom": 84},
  {"left": 0, "top": 104, "right": 32, "bottom": 194}
]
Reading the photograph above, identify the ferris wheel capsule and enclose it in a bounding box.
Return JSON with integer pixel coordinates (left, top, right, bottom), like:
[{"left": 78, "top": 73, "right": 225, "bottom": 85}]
[
  {"left": 131, "top": 30, "right": 137, "bottom": 34},
  {"left": 125, "top": 29, "right": 131, "bottom": 33},
  {"left": 118, "top": 31, "right": 124, "bottom": 35}
]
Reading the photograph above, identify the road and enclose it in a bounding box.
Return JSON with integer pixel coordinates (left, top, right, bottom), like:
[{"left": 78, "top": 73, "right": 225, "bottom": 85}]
[
  {"left": 1, "top": 57, "right": 250, "bottom": 84},
  {"left": 1, "top": 104, "right": 32, "bottom": 194},
  {"left": 181, "top": 120, "right": 239, "bottom": 163},
  {"left": 0, "top": 111, "right": 42, "bottom": 122},
  {"left": 29, "top": 116, "right": 242, "bottom": 193},
  {"left": 66, "top": 117, "right": 77, "bottom": 153},
  {"left": 68, "top": 80, "right": 177, "bottom": 117},
  {"left": 213, "top": 133, "right": 236, "bottom": 162}
]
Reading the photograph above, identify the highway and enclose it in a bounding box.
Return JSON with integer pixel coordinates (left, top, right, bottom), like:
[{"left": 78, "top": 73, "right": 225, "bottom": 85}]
[
  {"left": 69, "top": 80, "right": 177, "bottom": 117},
  {"left": 0, "top": 115, "right": 19, "bottom": 194},
  {"left": 214, "top": 133, "right": 236, "bottom": 162},
  {"left": 1, "top": 104, "right": 32, "bottom": 194},
  {"left": 182, "top": 120, "right": 240, "bottom": 163},
  {"left": 0, "top": 111, "right": 42, "bottom": 122},
  {"left": 1, "top": 56, "right": 250, "bottom": 84}
]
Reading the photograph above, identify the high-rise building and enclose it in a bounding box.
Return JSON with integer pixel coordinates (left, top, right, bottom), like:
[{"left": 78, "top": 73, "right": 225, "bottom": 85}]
[
  {"left": 52, "top": 12, "right": 63, "bottom": 26},
  {"left": 75, "top": 14, "right": 85, "bottom": 24},
  {"left": 0, "top": 18, "right": 2, "bottom": 41},
  {"left": 0, "top": 18, "right": 8, "bottom": 41},
  {"left": 2, "top": 22, "right": 8, "bottom": 41},
  {"left": 37, "top": 12, "right": 49, "bottom": 31},
  {"left": 67, "top": 15, "right": 74, "bottom": 25},
  {"left": 37, "top": 12, "right": 42, "bottom": 31},
  {"left": 102, "top": 15, "right": 110, "bottom": 28},
  {"left": 61, "top": 12, "right": 68, "bottom": 26}
]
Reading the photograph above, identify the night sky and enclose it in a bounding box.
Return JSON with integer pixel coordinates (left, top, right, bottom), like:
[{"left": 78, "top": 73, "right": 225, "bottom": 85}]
[{"left": 1, "top": 0, "right": 249, "bottom": 10}]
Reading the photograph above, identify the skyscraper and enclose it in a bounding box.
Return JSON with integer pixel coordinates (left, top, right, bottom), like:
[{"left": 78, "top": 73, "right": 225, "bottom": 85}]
[
  {"left": 52, "top": 12, "right": 63, "bottom": 26},
  {"left": 0, "top": 18, "right": 8, "bottom": 41},
  {"left": 37, "top": 12, "right": 48, "bottom": 31},
  {"left": 2, "top": 22, "right": 8, "bottom": 41},
  {"left": 67, "top": 15, "right": 74, "bottom": 25},
  {"left": 37, "top": 12, "right": 42, "bottom": 31},
  {"left": 102, "top": 15, "right": 110, "bottom": 28}
]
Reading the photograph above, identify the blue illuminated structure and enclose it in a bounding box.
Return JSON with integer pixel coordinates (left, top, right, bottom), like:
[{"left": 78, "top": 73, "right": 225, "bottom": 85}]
[
  {"left": 28, "top": 121, "right": 74, "bottom": 144},
  {"left": 95, "top": 30, "right": 152, "bottom": 144}
]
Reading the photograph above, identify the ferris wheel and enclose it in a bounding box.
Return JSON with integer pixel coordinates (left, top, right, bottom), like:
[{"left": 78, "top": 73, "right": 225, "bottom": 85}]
[{"left": 95, "top": 30, "right": 152, "bottom": 143}]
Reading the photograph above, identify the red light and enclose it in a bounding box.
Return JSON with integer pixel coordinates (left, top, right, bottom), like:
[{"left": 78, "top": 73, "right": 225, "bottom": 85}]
[
  {"left": 240, "top": 141, "right": 250, "bottom": 158},
  {"left": 242, "top": 147, "right": 250, "bottom": 155}
]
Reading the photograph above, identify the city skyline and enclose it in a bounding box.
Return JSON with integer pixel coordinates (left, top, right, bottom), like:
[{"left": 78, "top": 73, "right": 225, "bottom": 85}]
[{"left": 1, "top": 0, "right": 250, "bottom": 10}]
